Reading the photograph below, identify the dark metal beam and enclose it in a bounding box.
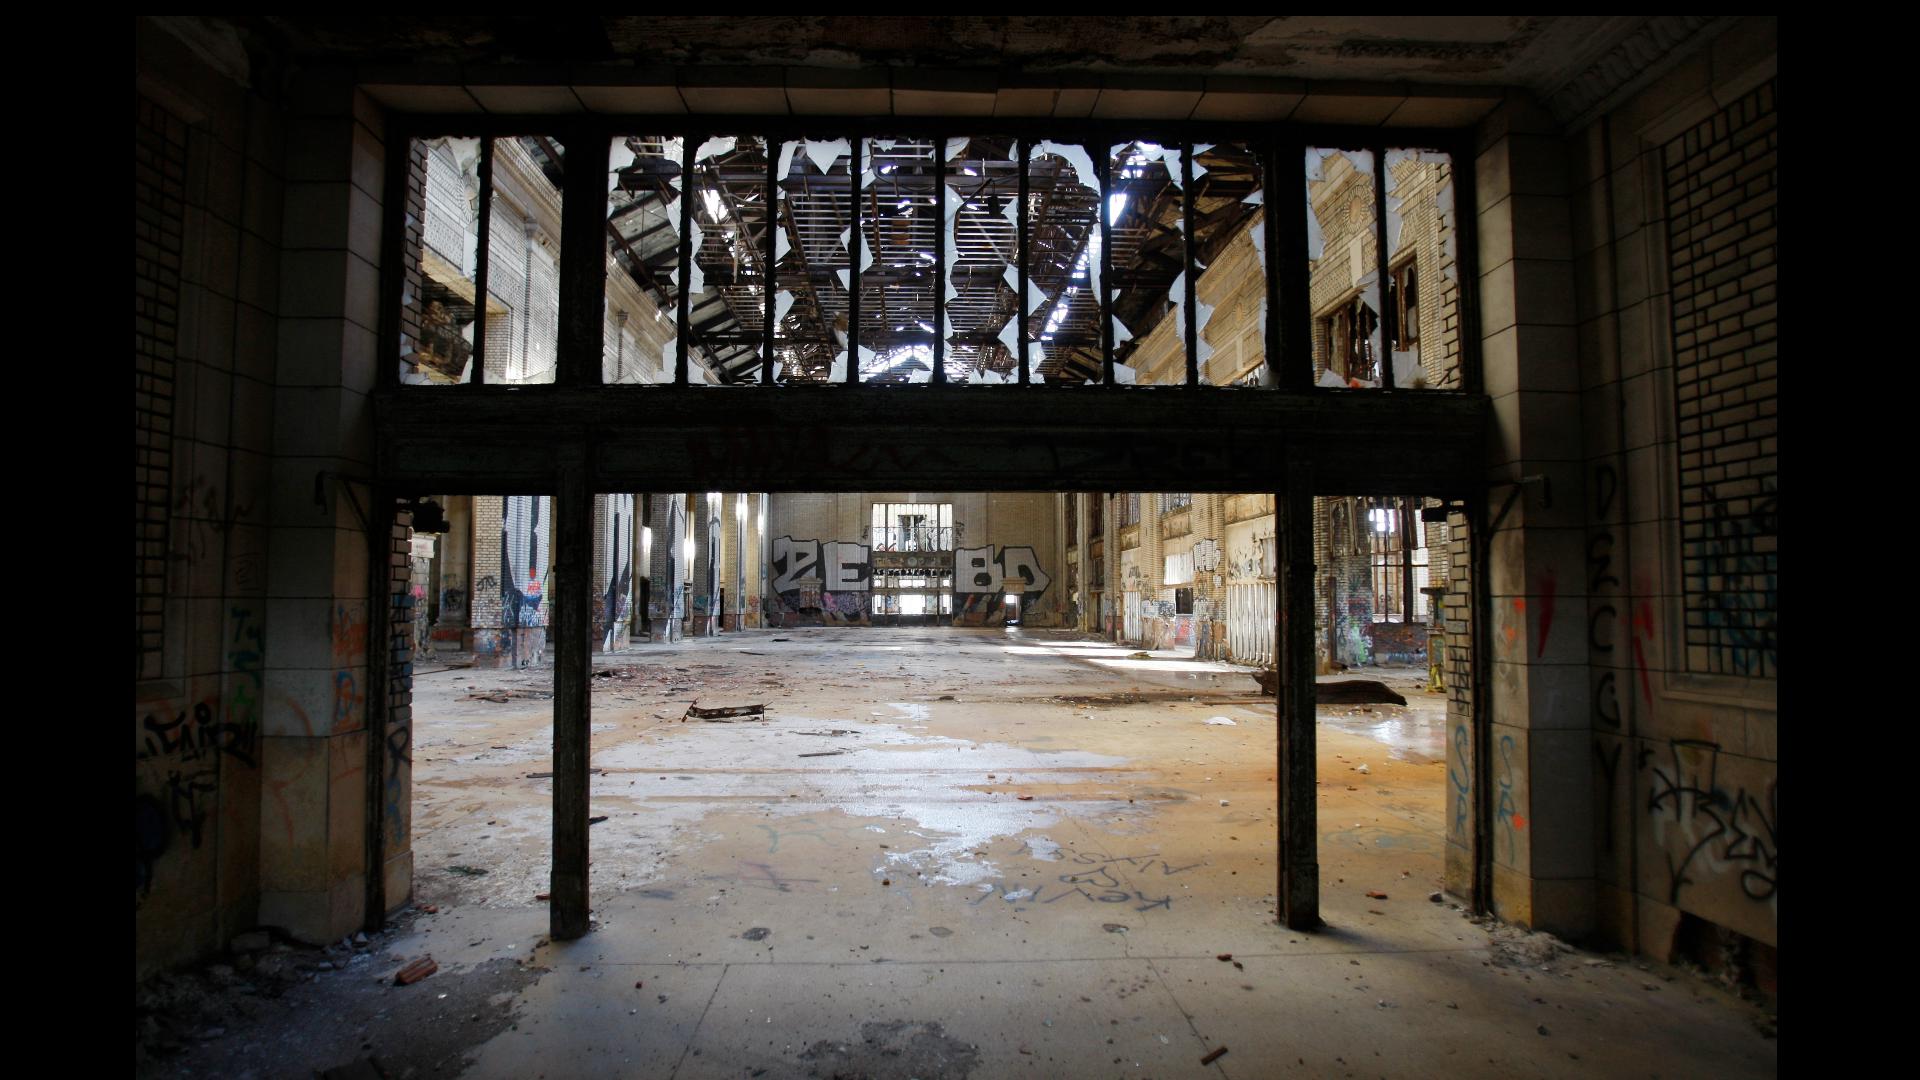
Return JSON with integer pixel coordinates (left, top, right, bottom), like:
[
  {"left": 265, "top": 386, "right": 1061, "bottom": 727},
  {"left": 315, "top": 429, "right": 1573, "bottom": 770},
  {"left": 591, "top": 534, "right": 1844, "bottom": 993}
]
[
  {"left": 551, "top": 448, "right": 592, "bottom": 939},
  {"left": 1278, "top": 460, "right": 1319, "bottom": 930},
  {"left": 374, "top": 385, "right": 1487, "bottom": 495}
]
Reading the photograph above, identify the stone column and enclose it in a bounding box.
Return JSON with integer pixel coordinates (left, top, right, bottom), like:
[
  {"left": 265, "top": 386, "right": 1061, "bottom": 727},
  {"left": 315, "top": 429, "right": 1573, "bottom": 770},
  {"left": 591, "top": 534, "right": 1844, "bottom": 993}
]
[
  {"left": 1139, "top": 494, "right": 1163, "bottom": 648},
  {"left": 1074, "top": 494, "right": 1092, "bottom": 634},
  {"left": 690, "top": 493, "right": 720, "bottom": 636},
  {"left": 646, "top": 494, "right": 684, "bottom": 642},
  {"left": 1472, "top": 95, "right": 1591, "bottom": 937},
  {"left": 591, "top": 494, "right": 635, "bottom": 652},
  {"left": 1192, "top": 493, "right": 1227, "bottom": 659},
  {"left": 1102, "top": 495, "right": 1121, "bottom": 640}
]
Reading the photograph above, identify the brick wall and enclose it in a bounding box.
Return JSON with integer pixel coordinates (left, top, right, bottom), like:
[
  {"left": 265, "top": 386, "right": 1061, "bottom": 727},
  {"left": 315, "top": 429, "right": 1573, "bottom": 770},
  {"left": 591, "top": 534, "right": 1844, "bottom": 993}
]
[
  {"left": 1664, "top": 80, "right": 1777, "bottom": 679},
  {"left": 1569, "top": 20, "right": 1777, "bottom": 957},
  {"left": 384, "top": 508, "right": 415, "bottom": 912},
  {"left": 1440, "top": 510, "right": 1476, "bottom": 899}
]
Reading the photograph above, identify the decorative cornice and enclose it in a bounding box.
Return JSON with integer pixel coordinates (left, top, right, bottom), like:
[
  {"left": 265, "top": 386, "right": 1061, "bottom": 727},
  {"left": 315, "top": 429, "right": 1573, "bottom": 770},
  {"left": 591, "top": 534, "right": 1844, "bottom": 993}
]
[{"left": 1544, "top": 15, "right": 1736, "bottom": 126}]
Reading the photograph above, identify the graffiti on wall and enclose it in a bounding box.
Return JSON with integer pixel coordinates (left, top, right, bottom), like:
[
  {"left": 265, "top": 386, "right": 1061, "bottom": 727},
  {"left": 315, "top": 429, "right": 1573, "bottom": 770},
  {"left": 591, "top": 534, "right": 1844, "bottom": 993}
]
[
  {"left": 770, "top": 537, "right": 1052, "bottom": 622},
  {"left": 601, "top": 494, "right": 635, "bottom": 642},
  {"left": 1586, "top": 462, "right": 1657, "bottom": 724},
  {"left": 136, "top": 605, "right": 268, "bottom": 898},
  {"left": 1639, "top": 738, "right": 1777, "bottom": 915},
  {"left": 1191, "top": 537, "right": 1221, "bottom": 574},
  {"left": 501, "top": 495, "right": 549, "bottom": 630},
  {"left": 770, "top": 537, "right": 871, "bottom": 621},
  {"left": 955, "top": 546, "right": 1052, "bottom": 595},
  {"left": 1686, "top": 480, "right": 1778, "bottom": 678}
]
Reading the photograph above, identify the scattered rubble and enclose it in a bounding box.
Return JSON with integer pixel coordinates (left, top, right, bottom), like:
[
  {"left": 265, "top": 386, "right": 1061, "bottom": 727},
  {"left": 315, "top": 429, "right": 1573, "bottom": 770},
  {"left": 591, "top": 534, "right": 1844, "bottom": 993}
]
[{"left": 685, "top": 703, "right": 767, "bottom": 721}]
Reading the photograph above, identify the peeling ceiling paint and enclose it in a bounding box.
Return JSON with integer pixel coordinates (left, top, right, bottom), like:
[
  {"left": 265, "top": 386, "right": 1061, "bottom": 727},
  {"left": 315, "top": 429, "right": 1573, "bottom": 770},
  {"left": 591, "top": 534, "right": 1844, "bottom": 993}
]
[{"left": 240, "top": 16, "right": 1733, "bottom": 123}]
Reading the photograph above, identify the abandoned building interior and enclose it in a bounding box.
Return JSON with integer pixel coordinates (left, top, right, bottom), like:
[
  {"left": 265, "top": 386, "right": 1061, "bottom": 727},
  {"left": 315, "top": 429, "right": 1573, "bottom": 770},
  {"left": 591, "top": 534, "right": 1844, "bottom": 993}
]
[{"left": 134, "top": 15, "right": 1778, "bottom": 1078}]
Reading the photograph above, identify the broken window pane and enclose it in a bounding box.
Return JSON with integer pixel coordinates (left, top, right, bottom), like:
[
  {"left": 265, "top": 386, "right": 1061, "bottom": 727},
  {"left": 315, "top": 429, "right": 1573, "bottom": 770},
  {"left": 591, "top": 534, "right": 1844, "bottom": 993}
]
[
  {"left": 605, "top": 135, "right": 683, "bottom": 385},
  {"left": 773, "top": 138, "right": 852, "bottom": 384},
  {"left": 943, "top": 137, "right": 1021, "bottom": 385},
  {"left": 688, "top": 135, "right": 769, "bottom": 385},
  {"left": 1384, "top": 148, "right": 1462, "bottom": 390},
  {"left": 400, "top": 136, "right": 482, "bottom": 385},
  {"left": 1191, "top": 143, "right": 1268, "bottom": 387},
  {"left": 1026, "top": 141, "right": 1104, "bottom": 385},
  {"left": 482, "top": 136, "right": 564, "bottom": 385},
  {"left": 859, "top": 138, "right": 939, "bottom": 383},
  {"left": 1306, "top": 148, "right": 1382, "bottom": 388},
  {"left": 1107, "top": 140, "right": 1185, "bottom": 386}
]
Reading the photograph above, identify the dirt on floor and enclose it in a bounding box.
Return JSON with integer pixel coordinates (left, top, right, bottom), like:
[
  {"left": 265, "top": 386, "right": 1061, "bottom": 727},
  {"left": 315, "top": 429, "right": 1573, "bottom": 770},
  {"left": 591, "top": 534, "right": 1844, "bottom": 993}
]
[{"left": 136, "top": 627, "right": 1774, "bottom": 1079}]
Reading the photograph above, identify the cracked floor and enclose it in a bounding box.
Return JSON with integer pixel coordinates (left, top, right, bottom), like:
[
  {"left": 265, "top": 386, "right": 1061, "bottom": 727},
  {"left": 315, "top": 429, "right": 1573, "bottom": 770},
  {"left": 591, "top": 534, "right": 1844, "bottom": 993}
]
[{"left": 146, "top": 626, "right": 1776, "bottom": 1079}]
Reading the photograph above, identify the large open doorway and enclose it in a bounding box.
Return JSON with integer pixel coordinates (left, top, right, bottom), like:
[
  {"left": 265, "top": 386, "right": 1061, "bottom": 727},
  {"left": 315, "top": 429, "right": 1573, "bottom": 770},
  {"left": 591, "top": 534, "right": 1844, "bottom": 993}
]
[{"left": 400, "top": 488, "right": 1475, "bottom": 965}]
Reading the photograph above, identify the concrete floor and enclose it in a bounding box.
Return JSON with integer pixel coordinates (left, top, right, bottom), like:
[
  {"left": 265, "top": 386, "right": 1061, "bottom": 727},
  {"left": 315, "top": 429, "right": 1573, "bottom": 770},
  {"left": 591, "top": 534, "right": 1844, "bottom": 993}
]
[{"left": 143, "top": 627, "right": 1777, "bottom": 1079}]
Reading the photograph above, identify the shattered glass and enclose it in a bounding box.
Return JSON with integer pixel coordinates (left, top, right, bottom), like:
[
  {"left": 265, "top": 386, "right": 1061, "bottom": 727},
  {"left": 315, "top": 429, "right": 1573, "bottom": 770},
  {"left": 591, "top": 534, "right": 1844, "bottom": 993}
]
[
  {"left": 401, "top": 136, "right": 483, "bottom": 385},
  {"left": 860, "top": 138, "right": 939, "bottom": 383},
  {"left": 942, "top": 137, "right": 1020, "bottom": 384},
  {"left": 481, "top": 136, "right": 563, "bottom": 386},
  {"left": 1025, "top": 141, "right": 1104, "bottom": 385},
  {"left": 1107, "top": 141, "right": 1185, "bottom": 386},
  {"left": 1306, "top": 148, "right": 1381, "bottom": 388},
  {"left": 605, "top": 135, "right": 683, "bottom": 384},
  {"left": 1383, "top": 148, "right": 1462, "bottom": 390},
  {"left": 772, "top": 138, "right": 852, "bottom": 384},
  {"left": 688, "top": 135, "right": 769, "bottom": 384},
  {"left": 1191, "top": 143, "right": 1269, "bottom": 388}
]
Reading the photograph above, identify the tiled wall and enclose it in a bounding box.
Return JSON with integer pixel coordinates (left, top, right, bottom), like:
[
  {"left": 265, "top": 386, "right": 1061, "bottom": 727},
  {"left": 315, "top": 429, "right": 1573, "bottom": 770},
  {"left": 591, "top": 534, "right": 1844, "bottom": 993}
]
[
  {"left": 1570, "top": 18, "right": 1777, "bottom": 955},
  {"left": 134, "top": 19, "right": 284, "bottom": 978}
]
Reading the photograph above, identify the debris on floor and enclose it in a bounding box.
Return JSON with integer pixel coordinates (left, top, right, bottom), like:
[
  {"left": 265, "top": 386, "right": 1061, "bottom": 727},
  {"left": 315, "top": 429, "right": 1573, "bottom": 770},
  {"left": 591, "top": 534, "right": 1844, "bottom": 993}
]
[
  {"left": 393, "top": 957, "right": 437, "bottom": 986},
  {"left": 1201, "top": 1046, "right": 1229, "bottom": 1065},
  {"left": 684, "top": 703, "right": 767, "bottom": 721},
  {"left": 1317, "top": 680, "right": 1409, "bottom": 706},
  {"left": 1205, "top": 716, "right": 1237, "bottom": 726},
  {"left": 1488, "top": 923, "right": 1579, "bottom": 969}
]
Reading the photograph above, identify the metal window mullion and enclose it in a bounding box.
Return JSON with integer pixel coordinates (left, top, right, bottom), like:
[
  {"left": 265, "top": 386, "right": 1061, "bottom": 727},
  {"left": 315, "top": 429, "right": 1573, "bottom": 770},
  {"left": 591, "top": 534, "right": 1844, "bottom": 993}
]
[
  {"left": 1373, "top": 143, "right": 1395, "bottom": 390},
  {"left": 764, "top": 142, "right": 777, "bottom": 385},
  {"left": 1183, "top": 141, "right": 1198, "bottom": 387},
  {"left": 471, "top": 137, "right": 495, "bottom": 386},
  {"left": 932, "top": 132, "right": 946, "bottom": 385},
  {"left": 1098, "top": 146, "right": 1113, "bottom": 387},
  {"left": 1276, "top": 138, "right": 1310, "bottom": 391},
  {"left": 1402, "top": 495, "right": 1416, "bottom": 622},
  {"left": 377, "top": 120, "right": 409, "bottom": 390},
  {"left": 676, "top": 133, "right": 693, "bottom": 386},
  {"left": 847, "top": 132, "right": 862, "bottom": 384},
  {"left": 1261, "top": 139, "right": 1283, "bottom": 390},
  {"left": 1018, "top": 139, "right": 1031, "bottom": 385},
  {"left": 559, "top": 127, "right": 608, "bottom": 389}
]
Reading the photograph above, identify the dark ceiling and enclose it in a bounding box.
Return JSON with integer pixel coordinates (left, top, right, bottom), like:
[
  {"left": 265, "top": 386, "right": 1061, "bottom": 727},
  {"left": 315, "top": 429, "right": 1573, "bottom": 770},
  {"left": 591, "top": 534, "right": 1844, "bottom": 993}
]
[{"left": 251, "top": 16, "right": 1675, "bottom": 95}]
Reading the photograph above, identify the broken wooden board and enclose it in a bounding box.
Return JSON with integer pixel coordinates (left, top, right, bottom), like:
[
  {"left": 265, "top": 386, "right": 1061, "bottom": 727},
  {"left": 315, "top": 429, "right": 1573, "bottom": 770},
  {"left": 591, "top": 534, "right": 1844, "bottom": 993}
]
[
  {"left": 685, "top": 703, "right": 766, "bottom": 721},
  {"left": 1317, "top": 679, "right": 1409, "bottom": 706},
  {"left": 1251, "top": 670, "right": 1410, "bottom": 706}
]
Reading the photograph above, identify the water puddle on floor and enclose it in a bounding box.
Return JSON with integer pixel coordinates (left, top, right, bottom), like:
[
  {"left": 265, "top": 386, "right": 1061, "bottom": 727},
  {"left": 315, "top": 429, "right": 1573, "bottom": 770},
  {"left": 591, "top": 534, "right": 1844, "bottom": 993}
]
[{"left": 581, "top": 712, "right": 1150, "bottom": 892}]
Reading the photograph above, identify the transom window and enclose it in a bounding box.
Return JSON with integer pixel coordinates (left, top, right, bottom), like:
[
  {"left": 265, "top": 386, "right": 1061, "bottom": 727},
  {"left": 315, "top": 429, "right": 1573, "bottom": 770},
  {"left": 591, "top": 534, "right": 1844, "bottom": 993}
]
[{"left": 389, "top": 124, "right": 1470, "bottom": 393}]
